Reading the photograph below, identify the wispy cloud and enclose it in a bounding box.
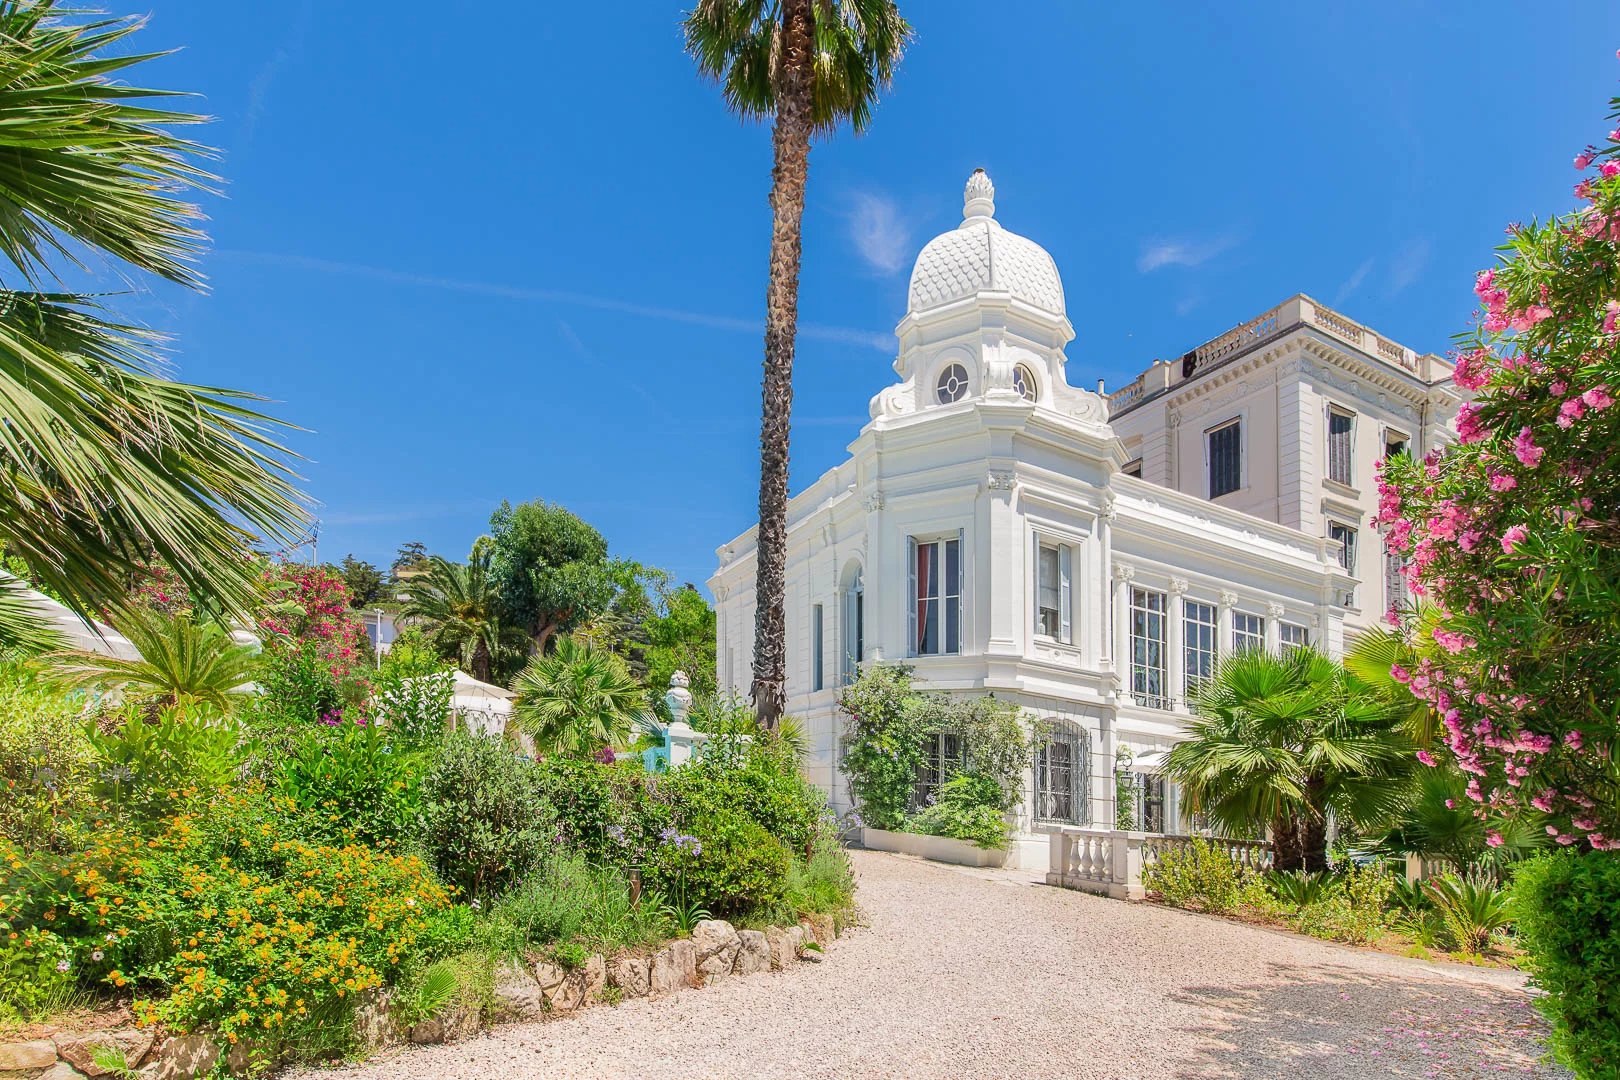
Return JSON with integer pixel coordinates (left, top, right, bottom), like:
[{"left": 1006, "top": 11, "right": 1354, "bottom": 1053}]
[
  {"left": 1334, "top": 257, "right": 1376, "bottom": 306},
  {"left": 1137, "top": 233, "right": 1241, "bottom": 273},
  {"left": 1388, "top": 238, "right": 1432, "bottom": 295},
  {"left": 219, "top": 250, "right": 895, "bottom": 352},
  {"left": 319, "top": 500, "right": 495, "bottom": 527},
  {"left": 847, "top": 192, "right": 911, "bottom": 275},
  {"left": 1174, "top": 293, "right": 1203, "bottom": 317},
  {"left": 241, "top": 0, "right": 314, "bottom": 144}
]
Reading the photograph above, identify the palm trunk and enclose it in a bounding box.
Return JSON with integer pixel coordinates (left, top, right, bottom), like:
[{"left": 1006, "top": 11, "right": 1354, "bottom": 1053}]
[
  {"left": 750, "top": 0, "right": 813, "bottom": 733},
  {"left": 1272, "top": 811, "right": 1304, "bottom": 873},
  {"left": 1300, "top": 777, "right": 1330, "bottom": 872},
  {"left": 471, "top": 636, "right": 491, "bottom": 683}
]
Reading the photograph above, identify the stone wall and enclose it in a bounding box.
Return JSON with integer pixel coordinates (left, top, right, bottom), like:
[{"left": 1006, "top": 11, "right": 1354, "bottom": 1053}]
[{"left": 0, "top": 916, "right": 842, "bottom": 1080}]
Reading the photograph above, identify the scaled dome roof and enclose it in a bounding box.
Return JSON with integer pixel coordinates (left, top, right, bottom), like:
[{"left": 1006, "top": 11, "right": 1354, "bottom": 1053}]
[{"left": 906, "top": 170, "right": 1066, "bottom": 317}]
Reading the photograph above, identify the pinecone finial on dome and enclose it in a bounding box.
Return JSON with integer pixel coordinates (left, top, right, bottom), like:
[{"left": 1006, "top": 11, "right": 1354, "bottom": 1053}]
[{"left": 963, "top": 168, "right": 995, "bottom": 221}]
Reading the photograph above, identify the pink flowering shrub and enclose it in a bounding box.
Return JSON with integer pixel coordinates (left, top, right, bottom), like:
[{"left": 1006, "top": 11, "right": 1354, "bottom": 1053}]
[{"left": 1378, "top": 88, "right": 1620, "bottom": 849}]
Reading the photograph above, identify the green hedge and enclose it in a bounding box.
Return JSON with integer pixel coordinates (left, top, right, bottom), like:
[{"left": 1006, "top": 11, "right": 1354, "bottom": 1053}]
[{"left": 1512, "top": 851, "right": 1620, "bottom": 1077}]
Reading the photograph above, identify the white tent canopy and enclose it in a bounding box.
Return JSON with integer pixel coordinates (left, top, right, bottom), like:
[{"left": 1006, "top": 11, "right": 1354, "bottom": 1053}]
[{"left": 4, "top": 573, "right": 141, "bottom": 660}]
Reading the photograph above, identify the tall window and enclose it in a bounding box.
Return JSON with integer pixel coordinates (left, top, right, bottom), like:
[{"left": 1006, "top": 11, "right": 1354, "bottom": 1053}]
[
  {"left": 914, "top": 731, "right": 963, "bottom": 809},
  {"left": 1183, "top": 599, "right": 1217, "bottom": 696},
  {"left": 1122, "top": 459, "right": 1143, "bottom": 478},
  {"left": 1135, "top": 773, "right": 1167, "bottom": 833},
  {"left": 1279, "top": 622, "right": 1309, "bottom": 652},
  {"left": 1035, "top": 540, "right": 1072, "bottom": 644},
  {"left": 910, "top": 534, "right": 962, "bottom": 655},
  {"left": 811, "top": 604, "right": 824, "bottom": 692},
  {"left": 1384, "top": 429, "right": 1409, "bottom": 461},
  {"left": 1384, "top": 546, "right": 1408, "bottom": 612},
  {"left": 1034, "top": 725, "right": 1088, "bottom": 825},
  {"left": 1129, "top": 588, "right": 1168, "bottom": 709},
  {"left": 1327, "top": 407, "right": 1355, "bottom": 485},
  {"left": 1208, "top": 419, "right": 1241, "bottom": 498},
  {"left": 841, "top": 569, "right": 864, "bottom": 685},
  {"left": 1232, "top": 611, "right": 1264, "bottom": 653},
  {"left": 1329, "top": 520, "right": 1358, "bottom": 607}
]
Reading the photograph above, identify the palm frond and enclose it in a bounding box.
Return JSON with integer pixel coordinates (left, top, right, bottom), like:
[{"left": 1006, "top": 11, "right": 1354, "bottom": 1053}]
[
  {"left": 0, "top": 570, "right": 62, "bottom": 654},
  {"left": 512, "top": 635, "right": 648, "bottom": 757},
  {"left": 49, "top": 608, "right": 259, "bottom": 710}
]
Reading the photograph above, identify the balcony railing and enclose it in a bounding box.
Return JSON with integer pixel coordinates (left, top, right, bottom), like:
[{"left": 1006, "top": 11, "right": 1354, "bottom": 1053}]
[
  {"left": 1046, "top": 827, "right": 1273, "bottom": 899},
  {"left": 1106, "top": 295, "right": 1424, "bottom": 416}
]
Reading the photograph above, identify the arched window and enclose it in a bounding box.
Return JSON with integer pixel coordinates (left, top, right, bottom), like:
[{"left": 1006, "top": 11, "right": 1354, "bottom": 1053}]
[
  {"left": 1013, "top": 363, "right": 1038, "bottom": 403},
  {"left": 840, "top": 564, "right": 864, "bottom": 685},
  {"left": 1034, "top": 722, "right": 1089, "bottom": 825},
  {"left": 936, "top": 362, "right": 970, "bottom": 404}
]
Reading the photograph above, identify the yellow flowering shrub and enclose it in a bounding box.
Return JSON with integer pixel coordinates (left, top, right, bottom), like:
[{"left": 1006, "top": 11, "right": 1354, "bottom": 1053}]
[{"left": 6, "top": 786, "right": 452, "bottom": 1044}]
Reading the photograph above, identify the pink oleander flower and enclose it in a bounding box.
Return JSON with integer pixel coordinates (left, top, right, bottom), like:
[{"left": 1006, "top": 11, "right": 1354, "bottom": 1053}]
[
  {"left": 1488, "top": 471, "right": 1517, "bottom": 492},
  {"left": 1500, "top": 525, "right": 1529, "bottom": 553},
  {"left": 1567, "top": 730, "right": 1584, "bottom": 750},
  {"left": 1576, "top": 152, "right": 1595, "bottom": 170},
  {"left": 1512, "top": 427, "right": 1545, "bottom": 468},
  {"left": 1416, "top": 750, "right": 1436, "bottom": 767},
  {"left": 1486, "top": 831, "right": 1504, "bottom": 848},
  {"left": 1603, "top": 160, "right": 1620, "bottom": 178},
  {"left": 1605, "top": 301, "right": 1620, "bottom": 335},
  {"left": 1583, "top": 384, "right": 1614, "bottom": 410}
]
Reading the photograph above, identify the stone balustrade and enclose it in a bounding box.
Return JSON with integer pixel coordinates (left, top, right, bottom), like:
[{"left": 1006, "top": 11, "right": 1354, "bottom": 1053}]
[{"left": 1047, "top": 828, "right": 1273, "bottom": 900}]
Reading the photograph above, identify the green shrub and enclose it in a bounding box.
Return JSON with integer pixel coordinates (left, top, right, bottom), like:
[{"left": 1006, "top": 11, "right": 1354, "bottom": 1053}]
[
  {"left": 1512, "top": 852, "right": 1620, "bottom": 1076},
  {"left": 1141, "top": 838, "right": 1252, "bottom": 914},
  {"left": 0, "top": 660, "right": 97, "bottom": 851},
  {"left": 274, "top": 722, "right": 423, "bottom": 848},
  {"left": 85, "top": 705, "right": 241, "bottom": 825},
  {"left": 650, "top": 812, "right": 792, "bottom": 915},
  {"left": 0, "top": 871, "right": 73, "bottom": 1020},
  {"left": 422, "top": 731, "right": 554, "bottom": 901},
  {"left": 531, "top": 756, "right": 666, "bottom": 866},
  {"left": 838, "top": 666, "right": 926, "bottom": 831},
  {"left": 1294, "top": 864, "right": 1395, "bottom": 946},
  {"left": 8, "top": 787, "right": 453, "bottom": 1051},
  {"left": 906, "top": 773, "right": 1011, "bottom": 850},
  {"left": 1264, "top": 869, "right": 1341, "bottom": 908},
  {"left": 667, "top": 739, "right": 824, "bottom": 857},
  {"left": 479, "top": 853, "right": 667, "bottom": 955},
  {"left": 1429, "top": 872, "right": 1511, "bottom": 954},
  {"left": 775, "top": 829, "right": 856, "bottom": 921}
]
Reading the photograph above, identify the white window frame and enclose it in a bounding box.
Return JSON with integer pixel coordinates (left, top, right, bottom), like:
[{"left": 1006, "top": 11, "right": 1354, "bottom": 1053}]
[
  {"left": 811, "top": 603, "right": 825, "bottom": 692},
  {"left": 908, "top": 531, "right": 964, "bottom": 656},
  {"left": 1328, "top": 519, "right": 1359, "bottom": 608},
  {"left": 1206, "top": 417, "right": 1243, "bottom": 499},
  {"left": 1129, "top": 587, "right": 1168, "bottom": 710},
  {"left": 1183, "top": 599, "right": 1217, "bottom": 697},
  {"left": 1382, "top": 426, "right": 1411, "bottom": 462},
  {"left": 1326, "top": 404, "right": 1356, "bottom": 487},
  {"left": 1232, "top": 611, "right": 1265, "bottom": 654},
  {"left": 1033, "top": 724, "right": 1089, "bottom": 826},
  {"left": 1279, "top": 622, "right": 1309, "bottom": 652},
  {"left": 840, "top": 568, "right": 864, "bottom": 686},
  {"left": 1033, "top": 537, "right": 1073, "bottom": 645}
]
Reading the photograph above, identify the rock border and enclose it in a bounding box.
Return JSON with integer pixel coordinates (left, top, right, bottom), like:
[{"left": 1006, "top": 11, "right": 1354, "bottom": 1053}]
[{"left": 0, "top": 916, "right": 844, "bottom": 1080}]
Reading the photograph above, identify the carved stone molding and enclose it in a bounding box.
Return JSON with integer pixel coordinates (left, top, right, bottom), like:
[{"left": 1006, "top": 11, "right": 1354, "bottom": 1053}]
[
  {"left": 719, "top": 546, "right": 735, "bottom": 565},
  {"left": 986, "top": 469, "right": 1016, "bottom": 491},
  {"left": 1309, "top": 613, "right": 1322, "bottom": 629},
  {"left": 714, "top": 583, "right": 731, "bottom": 601},
  {"left": 1169, "top": 577, "right": 1189, "bottom": 595},
  {"left": 864, "top": 491, "right": 886, "bottom": 512},
  {"left": 1113, "top": 562, "right": 1136, "bottom": 583},
  {"left": 1266, "top": 602, "right": 1286, "bottom": 619},
  {"left": 1219, "top": 590, "right": 1239, "bottom": 608}
]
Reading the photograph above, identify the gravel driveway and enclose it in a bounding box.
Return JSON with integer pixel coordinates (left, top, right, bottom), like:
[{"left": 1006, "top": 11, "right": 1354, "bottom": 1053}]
[{"left": 294, "top": 850, "right": 1565, "bottom": 1079}]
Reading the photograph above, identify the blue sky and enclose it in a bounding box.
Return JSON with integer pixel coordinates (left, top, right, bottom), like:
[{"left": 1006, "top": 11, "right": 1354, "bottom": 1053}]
[{"left": 122, "top": 2, "right": 1620, "bottom": 591}]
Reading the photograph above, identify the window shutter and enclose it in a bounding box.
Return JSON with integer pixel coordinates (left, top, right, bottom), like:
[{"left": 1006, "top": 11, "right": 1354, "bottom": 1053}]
[
  {"left": 1059, "top": 544, "right": 1072, "bottom": 644},
  {"left": 907, "top": 536, "right": 917, "bottom": 657},
  {"left": 955, "top": 527, "right": 966, "bottom": 654},
  {"left": 1031, "top": 532, "right": 1041, "bottom": 637}
]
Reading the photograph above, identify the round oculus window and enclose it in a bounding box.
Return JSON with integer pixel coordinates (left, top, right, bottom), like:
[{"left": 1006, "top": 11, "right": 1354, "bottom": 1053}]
[
  {"left": 1013, "top": 363, "right": 1038, "bottom": 403},
  {"left": 936, "top": 362, "right": 969, "bottom": 404}
]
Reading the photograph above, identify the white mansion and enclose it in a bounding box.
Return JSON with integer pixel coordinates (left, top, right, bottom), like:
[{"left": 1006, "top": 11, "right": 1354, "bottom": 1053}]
[{"left": 709, "top": 171, "right": 1460, "bottom": 867}]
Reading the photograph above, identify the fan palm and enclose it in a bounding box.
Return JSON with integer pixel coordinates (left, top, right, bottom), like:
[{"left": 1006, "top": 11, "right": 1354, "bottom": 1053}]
[
  {"left": 512, "top": 635, "right": 650, "bottom": 758},
  {"left": 51, "top": 609, "right": 259, "bottom": 711},
  {"left": 0, "top": 2, "right": 306, "bottom": 649},
  {"left": 1164, "top": 648, "right": 1416, "bottom": 872},
  {"left": 398, "top": 552, "right": 522, "bottom": 683},
  {"left": 684, "top": 0, "right": 909, "bottom": 729},
  {"left": 1343, "top": 606, "right": 1446, "bottom": 746}
]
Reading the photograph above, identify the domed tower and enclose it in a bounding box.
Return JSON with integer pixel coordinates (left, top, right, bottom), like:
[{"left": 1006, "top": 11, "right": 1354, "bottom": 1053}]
[{"left": 870, "top": 170, "right": 1103, "bottom": 425}]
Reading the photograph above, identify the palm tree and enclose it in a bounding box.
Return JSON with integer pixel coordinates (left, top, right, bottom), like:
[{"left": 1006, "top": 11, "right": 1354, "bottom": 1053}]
[
  {"left": 512, "top": 635, "right": 650, "bottom": 758},
  {"left": 684, "top": 0, "right": 909, "bottom": 730},
  {"left": 51, "top": 609, "right": 259, "bottom": 712},
  {"left": 1164, "top": 648, "right": 1416, "bottom": 872},
  {"left": 0, "top": 3, "right": 307, "bottom": 648},
  {"left": 398, "top": 552, "right": 521, "bottom": 683}
]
